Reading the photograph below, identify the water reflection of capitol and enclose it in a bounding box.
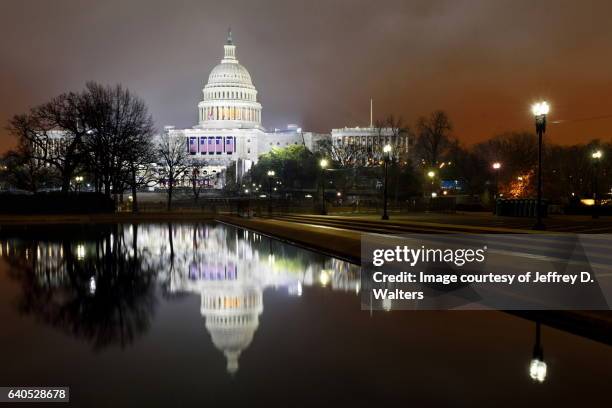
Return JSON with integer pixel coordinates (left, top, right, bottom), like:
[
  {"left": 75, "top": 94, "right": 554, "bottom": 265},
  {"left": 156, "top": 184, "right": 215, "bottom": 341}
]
[
  {"left": 136, "top": 225, "right": 360, "bottom": 375},
  {"left": 1, "top": 224, "right": 360, "bottom": 374}
]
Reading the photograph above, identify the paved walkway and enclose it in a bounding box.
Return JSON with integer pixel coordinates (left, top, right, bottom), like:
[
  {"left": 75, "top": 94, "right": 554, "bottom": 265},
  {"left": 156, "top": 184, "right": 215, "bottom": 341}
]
[{"left": 318, "top": 211, "right": 612, "bottom": 233}]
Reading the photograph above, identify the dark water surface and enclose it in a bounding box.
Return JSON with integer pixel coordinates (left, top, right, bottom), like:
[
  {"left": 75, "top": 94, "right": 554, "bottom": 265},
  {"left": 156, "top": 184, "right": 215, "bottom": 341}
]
[{"left": 0, "top": 223, "right": 610, "bottom": 407}]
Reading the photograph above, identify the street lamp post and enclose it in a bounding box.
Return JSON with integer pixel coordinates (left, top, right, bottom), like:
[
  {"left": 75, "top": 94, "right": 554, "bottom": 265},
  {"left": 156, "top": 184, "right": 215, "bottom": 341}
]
[
  {"left": 267, "top": 170, "right": 275, "bottom": 216},
  {"left": 532, "top": 101, "right": 550, "bottom": 230},
  {"left": 382, "top": 144, "right": 392, "bottom": 220},
  {"left": 427, "top": 170, "right": 436, "bottom": 210},
  {"left": 320, "top": 159, "right": 329, "bottom": 215},
  {"left": 592, "top": 150, "right": 603, "bottom": 219},
  {"left": 244, "top": 188, "right": 251, "bottom": 217},
  {"left": 75, "top": 176, "right": 84, "bottom": 193},
  {"left": 492, "top": 162, "right": 502, "bottom": 201}
]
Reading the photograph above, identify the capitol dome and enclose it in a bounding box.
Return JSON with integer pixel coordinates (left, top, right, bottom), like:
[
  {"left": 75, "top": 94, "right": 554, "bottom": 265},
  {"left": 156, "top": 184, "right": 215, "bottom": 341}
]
[
  {"left": 207, "top": 61, "right": 254, "bottom": 88},
  {"left": 197, "top": 30, "right": 262, "bottom": 129}
]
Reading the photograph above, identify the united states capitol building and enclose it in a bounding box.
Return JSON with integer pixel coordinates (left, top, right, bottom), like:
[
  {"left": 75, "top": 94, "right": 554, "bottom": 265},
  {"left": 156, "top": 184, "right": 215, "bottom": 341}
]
[
  {"left": 164, "top": 30, "right": 327, "bottom": 186},
  {"left": 164, "top": 30, "right": 412, "bottom": 188},
  {"left": 34, "top": 30, "right": 412, "bottom": 190}
]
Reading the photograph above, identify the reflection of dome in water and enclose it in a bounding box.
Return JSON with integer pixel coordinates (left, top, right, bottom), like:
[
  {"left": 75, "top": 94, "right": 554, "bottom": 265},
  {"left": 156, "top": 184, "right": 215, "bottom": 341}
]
[{"left": 202, "top": 286, "right": 262, "bottom": 374}]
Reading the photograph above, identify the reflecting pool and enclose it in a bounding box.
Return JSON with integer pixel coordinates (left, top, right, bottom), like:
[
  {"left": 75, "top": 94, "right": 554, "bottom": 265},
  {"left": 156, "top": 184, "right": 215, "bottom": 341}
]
[{"left": 0, "top": 223, "right": 610, "bottom": 407}]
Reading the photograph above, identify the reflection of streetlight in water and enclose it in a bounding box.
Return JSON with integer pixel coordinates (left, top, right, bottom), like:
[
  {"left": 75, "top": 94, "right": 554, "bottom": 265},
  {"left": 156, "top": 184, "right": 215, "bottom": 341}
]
[
  {"left": 319, "top": 270, "right": 330, "bottom": 286},
  {"left": 529, "top": 322, "right": 547, "bottom": 383},
  {"left": 88, "top": 276, "right": 97, "bottom": 295},
  {"left": 76, "top": 244, "right": 86, "bottom": 260},
  {"left": 382, "top": 297, "right": 392, "bottom": 312}
]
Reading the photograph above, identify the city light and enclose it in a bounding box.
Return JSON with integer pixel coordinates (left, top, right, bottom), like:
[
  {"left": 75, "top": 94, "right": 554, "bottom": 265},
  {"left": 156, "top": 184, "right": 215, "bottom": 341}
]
[
  {"left": 320, "top": 158, "right": 329, "bottom": 168},
  {"left": 382, "top": 298, "right": 392, "bottom": 312},
  {"left": 76, "top": 244, "right": 86, "bottom": 260},
  {"left": 319, "top": 270, "right": 330, "bottom": 286},
  {"left": 267, "top": 170, "right": 275, "bottom": 176},
  {"left": 531, "top": 101, "right": 550, "bottom": 116},
  {"left": 492, "top": 162, "right": 501, "bottom": 170},
  {"left": 89, "top": 276, "right": 97, "bottom": 295},
  {"left": 427, "top": 171, "right": 436, "bottom": 179},
  {"left": 529, "top": 358, "right": 547, "bottom": 383},
  {"left": 383, "top": 144, "right": 392, "bottom": 153},
  {"left": 591, "top": 149, "right": 603, "bottom": 219}
]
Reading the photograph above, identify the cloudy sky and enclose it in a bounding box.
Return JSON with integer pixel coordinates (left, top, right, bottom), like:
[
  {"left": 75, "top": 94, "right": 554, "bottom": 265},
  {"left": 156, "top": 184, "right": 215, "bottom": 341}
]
[{"left": 1, "top": 0, "right": 611, "bottom": 152}]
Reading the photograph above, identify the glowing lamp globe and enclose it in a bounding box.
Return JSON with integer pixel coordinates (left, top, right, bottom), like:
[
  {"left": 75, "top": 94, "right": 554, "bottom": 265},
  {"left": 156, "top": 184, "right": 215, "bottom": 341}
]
[
  {"left": 529, "top": 359, "right": 547, "bottom": 383},
  {"left": 531, "top": 101, "right": 550, "bottom": 116}
]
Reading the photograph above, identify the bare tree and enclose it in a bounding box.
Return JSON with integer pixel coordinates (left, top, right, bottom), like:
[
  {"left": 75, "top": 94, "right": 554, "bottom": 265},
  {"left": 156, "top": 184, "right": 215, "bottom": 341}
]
[
  {"left": 381, "top": 115, "right": 409, "bottom": 203},
  {"left": 81, "top": 82, "right": 156, "bottom": 207},
  {"left": 7, "top": 83, "right": 156, "bottom": 202},
  {"left": 415, "top": 110, "right": 453, "bottom": 166},
  {"left": 122, "top": 138, "right": 157, "bottom": 213},
  {"left": 157, "top": 132, "right": 189, "bottom": 210},
  {"left": 473, "top": 131, "right": 537, "bottom": 191},
  {"left": 384, "top": 115, "right": 409, "bottom": 158},
  {"left": 1, "top": 143, "right": 55, "bottom": 193},
  {"left": 316, "top": 139, "right": 367, "bottom": 167},
  {"left": 187, "top": 158, "right": 209, "bottom": 203},
  {"left": 7, "top": 93, "right": 87, "bottom": 194},
  {"left": 446, "top": 140, "right": 487, "bottom": 197}
]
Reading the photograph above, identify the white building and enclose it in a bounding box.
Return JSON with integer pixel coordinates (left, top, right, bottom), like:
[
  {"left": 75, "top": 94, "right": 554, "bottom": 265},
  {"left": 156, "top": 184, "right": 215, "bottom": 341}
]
[
  {"left": 166, "top": 30, "right": 327, "bottom": 188},
  {"left": 331, "top": 126, "right": 412, "bottom": 161}
]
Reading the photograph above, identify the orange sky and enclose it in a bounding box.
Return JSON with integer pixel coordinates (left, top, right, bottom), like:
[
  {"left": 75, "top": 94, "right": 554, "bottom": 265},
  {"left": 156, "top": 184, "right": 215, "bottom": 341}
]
[{"left": 1, "top": 0, "right": 611, "bottom": 153}]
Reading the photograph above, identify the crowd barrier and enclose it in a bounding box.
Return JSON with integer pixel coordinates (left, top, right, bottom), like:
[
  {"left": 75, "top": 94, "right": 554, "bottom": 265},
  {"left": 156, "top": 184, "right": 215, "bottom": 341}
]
[{"left": 495, "top": 198, "right": 548, "bottom": 217}]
